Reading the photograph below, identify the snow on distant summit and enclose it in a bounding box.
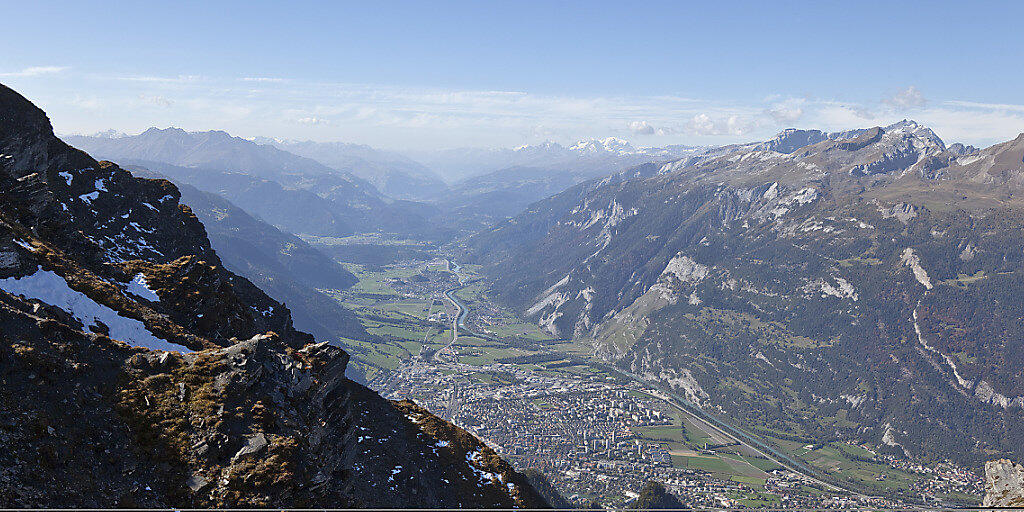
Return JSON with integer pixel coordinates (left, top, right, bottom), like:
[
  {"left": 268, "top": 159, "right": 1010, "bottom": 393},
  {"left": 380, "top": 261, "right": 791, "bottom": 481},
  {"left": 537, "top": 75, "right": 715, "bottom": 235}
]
[
  {"left": 568, "top": 137, "right": 638, "bottom": 155},
  {"left": 515, "top": 136, "right": 698, "bottom": 158},
  {"left": 414, "top": 137, "right": 707, "bottom": 182}
]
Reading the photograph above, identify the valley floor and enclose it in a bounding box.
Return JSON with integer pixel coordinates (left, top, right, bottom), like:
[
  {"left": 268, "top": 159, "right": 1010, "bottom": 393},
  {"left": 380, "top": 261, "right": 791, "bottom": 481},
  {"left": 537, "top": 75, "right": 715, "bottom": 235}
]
[{"left": 312, "top": 239, "right": 984, "bottom": 508}]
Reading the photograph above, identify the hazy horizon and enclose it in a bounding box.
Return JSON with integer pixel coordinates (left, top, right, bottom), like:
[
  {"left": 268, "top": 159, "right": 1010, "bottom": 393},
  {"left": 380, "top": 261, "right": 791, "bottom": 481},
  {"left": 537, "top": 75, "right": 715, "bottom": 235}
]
[
  {"left": 6, "top": 1, "right": 1024, "bottom": 151},
  {"left": 54, "top": 116, "right": 1004, "bottom": 156}
]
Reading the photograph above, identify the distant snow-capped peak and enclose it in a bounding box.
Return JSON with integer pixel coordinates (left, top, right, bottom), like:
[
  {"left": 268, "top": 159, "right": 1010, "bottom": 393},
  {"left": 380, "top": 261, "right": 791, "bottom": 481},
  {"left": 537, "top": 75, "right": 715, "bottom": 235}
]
[
  {"left": 513, "top": 140, "right": 565, "bottom": 152},
  {"left": 512, "top": 137, "right": 645, "bottom": 156},
  {"left": 569, "top": 137, "right": 638, "bottom": 155},
  {"left": 882, "top": 119, "right": 945, "bottom": 150}
]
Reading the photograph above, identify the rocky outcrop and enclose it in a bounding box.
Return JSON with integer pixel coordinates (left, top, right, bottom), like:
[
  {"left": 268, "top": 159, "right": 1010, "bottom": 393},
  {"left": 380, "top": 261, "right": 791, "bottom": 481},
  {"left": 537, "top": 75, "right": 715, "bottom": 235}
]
[
  {"left": 985, "top": 459, "right": 1024, "bottom": 507},
  {"left": 0, "top": 82, "right": 547, "bottom": 508},
  {"left": 0, "top": 83, "right": 309, "bottom": 352}
]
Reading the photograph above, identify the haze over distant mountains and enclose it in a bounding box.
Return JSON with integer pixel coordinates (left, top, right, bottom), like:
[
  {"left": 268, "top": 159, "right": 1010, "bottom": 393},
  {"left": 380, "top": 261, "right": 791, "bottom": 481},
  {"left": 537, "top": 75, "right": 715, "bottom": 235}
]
[
  {"left": 63, "top": 128, "right": 447, "bottom": 237},
  {"left": 251, "top": 137, "right": 449, "bottom": 201},
  {"left": 66, "top": 129, "right": 704, "bottom": 184},
  {"left": 64, "top": 127, "right": 340, "bottom": 178},
  {"left": 404, "top": 137, "right": 705, "bottom": 183},
  {"left": 63, "top": 128, "right": 711, "bottom": 233}
]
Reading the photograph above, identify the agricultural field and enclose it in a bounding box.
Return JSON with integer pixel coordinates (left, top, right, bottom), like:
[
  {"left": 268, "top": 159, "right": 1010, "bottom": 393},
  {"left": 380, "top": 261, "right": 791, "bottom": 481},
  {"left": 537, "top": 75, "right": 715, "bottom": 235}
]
[
  {"left": 326, "top": 258, "right": 457, "bottom": 382},
  {"left": 328, "top": 255, "right": 562, "bottom": 384}
]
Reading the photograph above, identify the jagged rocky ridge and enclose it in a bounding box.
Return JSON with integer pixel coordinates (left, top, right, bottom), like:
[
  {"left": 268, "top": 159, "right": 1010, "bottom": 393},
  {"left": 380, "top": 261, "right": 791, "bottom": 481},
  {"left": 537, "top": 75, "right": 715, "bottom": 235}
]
[
  {"left": 467, "top": 120, "right": 1024, "bottom": 466},
  {"left": 0, "top": 83, "right": 547, "bottom": 508}
]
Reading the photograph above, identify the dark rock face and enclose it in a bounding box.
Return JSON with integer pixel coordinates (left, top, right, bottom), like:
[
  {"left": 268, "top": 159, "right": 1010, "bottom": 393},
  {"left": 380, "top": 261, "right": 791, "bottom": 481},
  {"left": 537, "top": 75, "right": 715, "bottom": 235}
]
[
  {"left": 0, "top": 82, "right": 547, "bottom": 508},
  {"left": 113, "top": 335, "right": 545, "bottom": 508},
  {"left": 0, "top": 298, "right": 166, "bottom": 507}
]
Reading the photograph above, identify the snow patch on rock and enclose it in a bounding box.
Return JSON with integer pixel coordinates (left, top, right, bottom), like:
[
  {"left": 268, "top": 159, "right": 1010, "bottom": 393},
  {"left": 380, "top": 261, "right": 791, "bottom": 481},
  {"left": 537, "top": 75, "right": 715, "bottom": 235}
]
[
  {"left": 0, "top": 268, "right": 189, "bottom": 352},
  {"left": 465, "top": 449, "right": 501, "bottom": 486},
  {"left": 126, "top": 273, "right": 160, "bottom": 302}
]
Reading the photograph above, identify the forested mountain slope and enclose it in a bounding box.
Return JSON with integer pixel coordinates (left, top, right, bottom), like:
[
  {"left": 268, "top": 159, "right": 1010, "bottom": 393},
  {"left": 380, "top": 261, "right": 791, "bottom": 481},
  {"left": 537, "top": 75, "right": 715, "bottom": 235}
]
[{"left": 467, "top": 120, "right": 1024, "bottom": 465}]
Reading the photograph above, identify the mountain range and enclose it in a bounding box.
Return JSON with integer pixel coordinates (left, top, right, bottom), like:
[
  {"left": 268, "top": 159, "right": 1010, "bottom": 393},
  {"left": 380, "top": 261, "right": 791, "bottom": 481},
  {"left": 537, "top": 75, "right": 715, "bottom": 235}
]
[
  {"left": 63, "top": 130, "right": 701, "bottom": 237},
  {"left": 405, "top": 137, "right": 705, "bottom": 183},
  {"left": 254, "top": 138, "right": 448, "bottom": 201},
  {"left": 64, "top": 130, "right": 451, "bottom": 238},
  {"left": 466, "top": 119, "right": 1024, "bottom": 466}
]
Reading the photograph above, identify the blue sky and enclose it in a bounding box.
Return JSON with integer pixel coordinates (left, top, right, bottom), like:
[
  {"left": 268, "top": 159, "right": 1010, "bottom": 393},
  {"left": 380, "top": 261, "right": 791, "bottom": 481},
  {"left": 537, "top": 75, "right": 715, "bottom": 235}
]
[{"left": 3, "top": 0, "right": 1024, "bottom": 149}]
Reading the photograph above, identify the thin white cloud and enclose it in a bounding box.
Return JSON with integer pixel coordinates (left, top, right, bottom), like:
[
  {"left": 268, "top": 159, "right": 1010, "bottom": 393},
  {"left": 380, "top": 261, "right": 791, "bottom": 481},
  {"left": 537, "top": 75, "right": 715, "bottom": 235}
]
[
  {"left": 69, "top": 95, "right": 102, "bottom": 110},
  {"left": 765, "top": 97, "right": 806, "bottom": 124},
  {"left": 884, "top": 85, "right": 927, "bottom": 109},
  {"left": 138, "top": 94, "right": 173, "bottom": 107},
  {"left": 112, "top": 74, "right": 203, "bottom": 84},
  {"left": 242, "top": 77, "right": 288, "bottom": 83},
  {"left": 20, "top": 69, "right": 1024, "bottom": 149},
  {"left": 944, "top": 100, "right": 1024, "bottom": 113},
  {"left": 766, "top": 106, "right": 803, "bottom": 124},
  {"left": 296, "top": 116, "right": 330, "bottom": 125},
  {"left": 0, "top": 66, "right": 68, "bottom": 77},
  {"left": 910, "top": 107, "right": 1024, "bottom": 146},
  {"left": 629, "top": 120, "right": 654, "bottom": 134},
  {"left": 686, "top": 113, "right": 755, "bottom": 136}
]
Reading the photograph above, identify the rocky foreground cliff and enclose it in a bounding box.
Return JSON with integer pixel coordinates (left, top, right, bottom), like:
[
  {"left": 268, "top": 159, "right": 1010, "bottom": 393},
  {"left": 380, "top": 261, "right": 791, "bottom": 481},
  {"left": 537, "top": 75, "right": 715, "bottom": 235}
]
[{"left": 0, "top": 83, "right": 547, "bottom": 508}]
